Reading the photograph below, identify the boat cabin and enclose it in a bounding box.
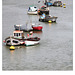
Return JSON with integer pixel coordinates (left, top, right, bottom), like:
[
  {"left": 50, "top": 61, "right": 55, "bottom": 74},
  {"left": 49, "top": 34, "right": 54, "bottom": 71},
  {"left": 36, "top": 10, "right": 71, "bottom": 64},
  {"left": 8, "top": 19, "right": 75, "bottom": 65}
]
[
  {"left": 28, "top": 6, "right": 37, "bottom": 12},
  {"left": 13, "top": 30, "right": 24, "bottom": 39}
]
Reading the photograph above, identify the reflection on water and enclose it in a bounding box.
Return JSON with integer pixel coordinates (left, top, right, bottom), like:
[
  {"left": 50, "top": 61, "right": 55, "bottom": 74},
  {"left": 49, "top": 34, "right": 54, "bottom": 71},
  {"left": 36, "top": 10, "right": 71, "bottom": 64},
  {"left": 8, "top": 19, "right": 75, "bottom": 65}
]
[
  {"left": 10, "top": 50, "right": 14, "bottom": 53},
  {"left": 48, "top": 23, "right": 52, "bottom": 27},
  {"left": 33, "top": 31, "right": 42, "bottom": 34}
]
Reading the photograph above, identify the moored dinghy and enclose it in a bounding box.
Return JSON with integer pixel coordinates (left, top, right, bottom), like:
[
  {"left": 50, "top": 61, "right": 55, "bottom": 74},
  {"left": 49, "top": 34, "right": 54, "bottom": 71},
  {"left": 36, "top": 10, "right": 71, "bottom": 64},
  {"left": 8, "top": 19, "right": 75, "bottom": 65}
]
[
  {"left": 53, "top": 1, "right": 62, "bottom": 6},
  {"left": 32, "top": 23, "right": 43, "bottom": 31},
  {"left": 44, "top": 0, "right": 53, "bottom": 7},
  {"left": 27, "top": 6, "right": 38, "bottom": 15},
  {"left": 25, "top": 37, "right": 40, "bottom": 46},
  {"left": 39, "top": 13, "right": 58, "bottom": 22},
  {"left": 25, "top": 31, "right": 40, "bottom": 46},
  {"left": 38, "top": 6, "right": 49, "bottom": 15}
]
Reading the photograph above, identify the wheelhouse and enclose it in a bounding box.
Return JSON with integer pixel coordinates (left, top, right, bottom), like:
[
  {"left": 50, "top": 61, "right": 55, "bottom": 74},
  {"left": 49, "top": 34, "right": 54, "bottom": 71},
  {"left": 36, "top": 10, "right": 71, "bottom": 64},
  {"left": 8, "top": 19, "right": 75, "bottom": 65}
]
[{"left": 13, "top": 30, "right": 24, "bottom": 38}]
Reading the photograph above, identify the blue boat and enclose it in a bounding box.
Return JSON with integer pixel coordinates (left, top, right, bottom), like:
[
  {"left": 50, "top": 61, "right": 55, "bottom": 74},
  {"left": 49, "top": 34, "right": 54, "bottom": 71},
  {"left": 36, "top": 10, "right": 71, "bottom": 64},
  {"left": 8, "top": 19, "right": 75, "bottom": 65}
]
[{"left": 44, "top": 0, "right": 53, "bottom": 6}]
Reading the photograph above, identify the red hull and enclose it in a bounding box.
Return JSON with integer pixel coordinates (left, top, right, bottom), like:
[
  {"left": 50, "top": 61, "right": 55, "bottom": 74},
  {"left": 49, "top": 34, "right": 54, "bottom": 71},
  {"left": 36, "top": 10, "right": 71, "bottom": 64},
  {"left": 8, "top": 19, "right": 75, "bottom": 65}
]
[{"left": 32, "top": 26, "right": 43, "bottom": 31}]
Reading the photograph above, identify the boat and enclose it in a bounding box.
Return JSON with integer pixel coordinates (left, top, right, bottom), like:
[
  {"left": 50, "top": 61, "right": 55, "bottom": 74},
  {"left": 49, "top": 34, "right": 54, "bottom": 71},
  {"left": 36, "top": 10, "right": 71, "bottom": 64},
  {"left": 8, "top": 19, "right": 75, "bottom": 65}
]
[
  {"left": 44, "top": 0, "right": 53, "bottom": 7},
  {"left": 53, "top": 1, "right": 62, "bottom": 6},
  {"left": 3, "top": 31, "right": 25, "bottom": 46},
  {"left": 14, "top": 24, "right": 33, "bottom": 32},
  {"left": 32, "top": 23, "right": 43, "bottom": 31},
  {"left": 38, "top": 6, "right": 49, "bottom": 15},
  {"left": 39, "top": 13, "right": 58, "bottom": 22},
  {"left": 3, "top": 30, "right": 40, "bottom": 46},
  {"left": 25, "top": 37, "right": 40, "bottom": 46},
  {"left": 27, "top": 6, "right": 38, "bottom": 15}
]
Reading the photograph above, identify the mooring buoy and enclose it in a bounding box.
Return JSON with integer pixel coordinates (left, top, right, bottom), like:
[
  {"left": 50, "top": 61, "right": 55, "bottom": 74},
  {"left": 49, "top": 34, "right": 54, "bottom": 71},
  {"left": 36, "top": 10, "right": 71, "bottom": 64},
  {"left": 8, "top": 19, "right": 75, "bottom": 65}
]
[{"left": 9, "top": 46, "right": 15, "bottom": 50}]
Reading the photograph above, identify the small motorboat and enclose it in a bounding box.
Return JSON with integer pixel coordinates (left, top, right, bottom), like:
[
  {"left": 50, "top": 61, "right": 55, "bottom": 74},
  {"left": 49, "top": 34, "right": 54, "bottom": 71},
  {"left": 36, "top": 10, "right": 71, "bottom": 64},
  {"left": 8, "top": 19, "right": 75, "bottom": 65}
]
[
  {"left": 38, "top": 6, "right": 49, "bottom": 15},
  {"left": 53, "top": 1, "right": 62, "bottom": 6},
  {"left": 27, "top": 6, "right": 38, "bottom": 15},
  {"left": 44, "top": 0, "right": 53, "bottom": 7},
  {"left": 3, "top": 31, "right": 25, "bottom": 46},
  {"left": 14, "top": 24, "right": 33, "bottom": 32},
  {"left": 25, "top": 37, "right": 40, "bottom": 46},
  {"left": 39, "top": 13, "right": 58, "bottom": 22},
  {"left": 32, "top": 23, "right": 43, "bottom": 31}
]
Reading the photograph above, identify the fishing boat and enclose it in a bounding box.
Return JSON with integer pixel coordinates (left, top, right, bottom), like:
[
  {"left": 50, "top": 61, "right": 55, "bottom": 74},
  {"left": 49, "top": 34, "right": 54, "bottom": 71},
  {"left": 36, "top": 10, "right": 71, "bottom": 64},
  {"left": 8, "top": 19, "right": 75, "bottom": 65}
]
[
  {"left": 39, "top": 13, "right": 58, "bottom": 22},
  {"left": 3, "top": 31, "right": 25, "bottom": 46},
  {"left": 25, "top": 37, "right": 40, "bottom": 46},
  {"left": 44, "top": 0, "right": 53, "bottom": 7},
  {"left": 32, "top": 23, "right": 43, "bottom": 31},
  {"left": 3, "top": 30, "right": 40, "bottom": 46},
  {"left": 38, "top": 6, "right": 49, "bottom": 15},
  {"left": 27, "top": 6, "right": 38, "bottom": 15},
  {"left": 53, "top": 1, "right": 62, "bottom": 6},
  {"left": 14, "top": 24, "right": 33, "bottom": 32}
]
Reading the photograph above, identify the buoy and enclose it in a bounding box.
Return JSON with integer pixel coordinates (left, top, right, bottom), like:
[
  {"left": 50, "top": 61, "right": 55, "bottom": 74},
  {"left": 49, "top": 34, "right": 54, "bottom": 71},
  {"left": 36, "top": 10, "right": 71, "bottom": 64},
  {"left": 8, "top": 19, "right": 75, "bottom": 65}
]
[
  {"left": 60, "top": 5, "right": 62, "bottom": 7},
  {"left": 9, "top": 46, "right": 15, "bottom": 50},
  {"left": 63, "top": 3, "right": 66, "bottom": 5},
  {"left": 48, "top": 20, "right": 52, "bottom": 23},
  {"left": 63, "top": 6, "right": 66, "bottom": 8}
]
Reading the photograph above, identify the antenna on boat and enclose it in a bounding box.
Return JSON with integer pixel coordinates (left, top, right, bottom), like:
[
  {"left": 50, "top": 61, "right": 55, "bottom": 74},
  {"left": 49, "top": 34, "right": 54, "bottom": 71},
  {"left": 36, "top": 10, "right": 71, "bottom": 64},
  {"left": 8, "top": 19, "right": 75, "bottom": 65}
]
[{"left": 19, "top": 25, "right": 20, "bottom": 31}]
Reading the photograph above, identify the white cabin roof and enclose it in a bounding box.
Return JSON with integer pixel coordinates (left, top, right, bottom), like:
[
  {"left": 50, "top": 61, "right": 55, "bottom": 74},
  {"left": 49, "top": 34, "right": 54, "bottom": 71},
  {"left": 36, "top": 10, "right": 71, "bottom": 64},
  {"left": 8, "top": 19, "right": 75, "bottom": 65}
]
[
  {"left": 15, "top": 25, "right": 22, "bottom": 26},
  {"left": 13, "top": 30, "right": 23, "bottom": 33}
]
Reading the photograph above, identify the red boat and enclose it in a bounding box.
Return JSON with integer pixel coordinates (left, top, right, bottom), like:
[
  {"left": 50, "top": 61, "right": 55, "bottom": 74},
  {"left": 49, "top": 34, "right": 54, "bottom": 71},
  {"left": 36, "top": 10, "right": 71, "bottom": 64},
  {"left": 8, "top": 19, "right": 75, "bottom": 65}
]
[{"left": 32, "top": 24, "right": 43, "bottom": 31}]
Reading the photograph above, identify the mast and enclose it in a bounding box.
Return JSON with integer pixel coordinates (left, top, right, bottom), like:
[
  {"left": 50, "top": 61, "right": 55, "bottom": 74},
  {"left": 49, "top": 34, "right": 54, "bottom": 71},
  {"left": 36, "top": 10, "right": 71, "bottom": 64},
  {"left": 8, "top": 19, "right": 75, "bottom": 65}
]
[{"left": 19, "top": 25, "right": 20, "bottom": 31}]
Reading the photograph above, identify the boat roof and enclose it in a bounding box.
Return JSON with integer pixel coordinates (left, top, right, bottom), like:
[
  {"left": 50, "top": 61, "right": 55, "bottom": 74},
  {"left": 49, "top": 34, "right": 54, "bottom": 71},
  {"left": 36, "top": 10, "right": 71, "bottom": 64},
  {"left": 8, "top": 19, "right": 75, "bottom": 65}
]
[
  {"left": 13, "top": 30, "right": 23, "bottom": 33},
  {"left": 29, "top": 5, "right": 37, "bottom": 7},
  {"left": 15, "top": 25, "right": 22, "bottom": 26}
]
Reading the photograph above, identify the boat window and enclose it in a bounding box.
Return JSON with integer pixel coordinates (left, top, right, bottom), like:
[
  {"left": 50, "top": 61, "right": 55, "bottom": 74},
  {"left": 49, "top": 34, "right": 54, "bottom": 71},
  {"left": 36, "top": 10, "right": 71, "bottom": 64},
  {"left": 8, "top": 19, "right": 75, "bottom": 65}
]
[
  {"left": 14, "top": 33, "right": 18, "bottom": 37},
  {"left": 14, "top": 33, "right": 16, "bottom": 36},
  {"left": 17, "top": 33, "right": 18, "bottom": 37},
  {"left": 13, "top": 40, "right": 18, "bottom": 43},
  {"left": 7, "top": 40, "right": 10, "bottom": 43},
  {"left": 19, "top": 33, "right": 20, "bottom": 36},
  {"left": 34, "top": 7, "right": 36, "bottom": 8},
  {"left": 28, "top": 7, "right": 30, "bottom": 11}
]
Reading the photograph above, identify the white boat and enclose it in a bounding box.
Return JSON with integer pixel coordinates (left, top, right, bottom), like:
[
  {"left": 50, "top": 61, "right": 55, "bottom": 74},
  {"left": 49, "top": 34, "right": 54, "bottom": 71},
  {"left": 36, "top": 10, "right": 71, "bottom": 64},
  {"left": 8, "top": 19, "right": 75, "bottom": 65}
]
[
  {"left": 25, "top": 37, "right": 40, "bottom": 46},
  {"left": 4, "top": 31, "right": 25, "bottom": 46},
  {"left": 27, "top": 11, "right": 38, "bottom": 15},
  {"left": 14, "top": 24, "right": 33, "bottom": 32},
  {"left": 27, "top": 6, "right": 38, "bottom": 15}
]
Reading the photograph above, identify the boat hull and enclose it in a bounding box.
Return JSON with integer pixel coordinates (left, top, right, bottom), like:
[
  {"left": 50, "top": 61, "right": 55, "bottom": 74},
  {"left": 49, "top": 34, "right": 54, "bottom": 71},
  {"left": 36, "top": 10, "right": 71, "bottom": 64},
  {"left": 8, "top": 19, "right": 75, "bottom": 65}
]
[
  {"left": 32, "top": 26, "right": 43, "bottom": 31},
  {"left": 25, "top": 37, "right": 40, "bottom": 46},
  {"left": 38, "top": 10, "right": 49, "bottom": 15},
  {"left": 5, "top": 37, "right": 25, "bottom": 46},
  {"left": 27, "top": 11, "right": 38, "bottom": 15},
  {"left": 53, "top": 1, "right": 62, "bottom": 6},
  {"left": 25, "top": 40, "right": 40, "bottom": 46},
  {"left": 39, "top": 17, "right": 58, "bottom": 22}
]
